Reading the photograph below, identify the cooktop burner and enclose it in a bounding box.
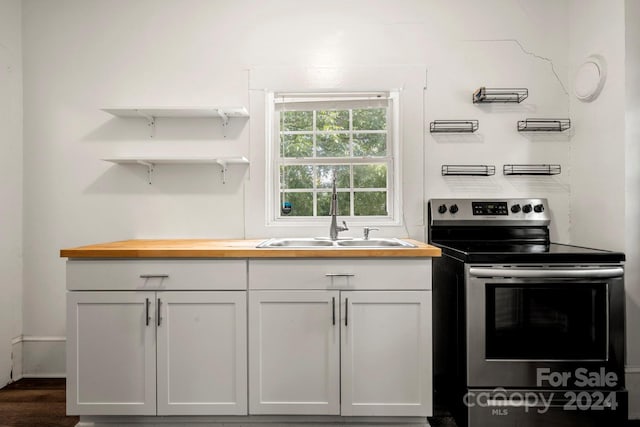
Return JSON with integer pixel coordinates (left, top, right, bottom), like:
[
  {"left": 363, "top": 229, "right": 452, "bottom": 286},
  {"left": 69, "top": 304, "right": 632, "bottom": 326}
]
[{"left": 435, "top": 241, "right": 625, "bottom": 263}]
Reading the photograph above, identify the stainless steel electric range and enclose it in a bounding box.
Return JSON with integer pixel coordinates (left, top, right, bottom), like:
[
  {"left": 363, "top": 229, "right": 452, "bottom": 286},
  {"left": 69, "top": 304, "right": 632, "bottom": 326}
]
[{"left": 428, "top": 198, "right": 627, "bottom": 427}]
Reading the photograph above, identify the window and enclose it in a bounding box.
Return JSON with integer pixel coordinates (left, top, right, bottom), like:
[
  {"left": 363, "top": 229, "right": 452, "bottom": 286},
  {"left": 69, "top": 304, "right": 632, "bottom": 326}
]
[{"left": 267, "top": 91, "right": 401, "bottom": 225}]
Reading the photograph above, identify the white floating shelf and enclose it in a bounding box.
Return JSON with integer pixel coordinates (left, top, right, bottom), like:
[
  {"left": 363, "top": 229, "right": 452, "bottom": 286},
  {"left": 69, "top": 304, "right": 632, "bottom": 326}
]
[
  {"left": 102, "top": 156, "right": 249, "bottom": 165},
  {"left": 102, "top": 156, "right": 249, "bottom": 184},
  {"left": 101, "top": 107, "right": 249, "bottom": 137},
  {"left": 102, "top": 107, "right": 249, "bottom": 118}
]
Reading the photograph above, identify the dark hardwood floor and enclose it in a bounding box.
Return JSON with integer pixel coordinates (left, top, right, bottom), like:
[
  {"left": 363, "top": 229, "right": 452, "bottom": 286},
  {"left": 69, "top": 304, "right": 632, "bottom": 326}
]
[
  {"left": 0, "top": 378, "right": 639, "bottom": 427},
  {"left": 0, "top": 378, "right": 78, "bottom": 427}
]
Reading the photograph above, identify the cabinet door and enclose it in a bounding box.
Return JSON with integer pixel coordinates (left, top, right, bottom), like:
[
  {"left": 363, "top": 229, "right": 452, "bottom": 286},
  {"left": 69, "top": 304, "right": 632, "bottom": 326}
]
[
  {"left": 249, "top": 290, "right": 340, "bottom": 415},
  {"left": 341, "top": 291, "right": 432, "bottom": 416},
  {"left": 157, "top": 291, "right": 247, "bottom": 415},
  {"left": 66, "top": 291, "right": 156, "bottom": 415}
]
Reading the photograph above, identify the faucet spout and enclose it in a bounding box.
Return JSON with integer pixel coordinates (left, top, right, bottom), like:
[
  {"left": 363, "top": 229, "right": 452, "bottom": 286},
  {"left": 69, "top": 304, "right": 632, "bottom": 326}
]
[{"left": 329, "top": 175, "right": 348, "bottom": 240}]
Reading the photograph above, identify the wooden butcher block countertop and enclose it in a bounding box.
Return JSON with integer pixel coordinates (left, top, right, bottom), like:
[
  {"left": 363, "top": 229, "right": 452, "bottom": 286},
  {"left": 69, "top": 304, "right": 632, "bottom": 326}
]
[{"left": 60, "top": 239, "right": 441, "bottom": 259}]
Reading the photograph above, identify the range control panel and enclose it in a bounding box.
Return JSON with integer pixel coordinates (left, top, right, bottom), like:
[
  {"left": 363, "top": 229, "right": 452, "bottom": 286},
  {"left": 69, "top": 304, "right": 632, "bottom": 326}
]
[
  {"left": 472, "top": 201, "right": 508, "bottom": 216},
  {"left": 430, "top": 198, "right": 550, "bottom": 226}
]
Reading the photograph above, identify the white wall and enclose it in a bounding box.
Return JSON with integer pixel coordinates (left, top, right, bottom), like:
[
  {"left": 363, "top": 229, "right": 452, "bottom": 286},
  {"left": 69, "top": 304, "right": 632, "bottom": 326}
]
[
  {"left": 21, "top": 0, "right": 570, "bottom": 374},
  {"left": 0, "top": 0, "right": 23, "bottom": 386},
  {"left": 568, "top": 0, "right": 640, "bottom": 417},
  {"left": 569, "top": 0, "right": 626, "bottom": 251}
]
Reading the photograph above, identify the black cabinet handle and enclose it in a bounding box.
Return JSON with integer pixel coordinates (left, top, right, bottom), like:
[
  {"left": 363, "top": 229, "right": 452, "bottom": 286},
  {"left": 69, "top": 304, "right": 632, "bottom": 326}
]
[
  {"left": 345, "top": 298, "right": 349, "bottom": 326},
  {"left": 145, "top": 298, "right": 150, "bottom": 326},
  {"left": 332, "top": 297, "right": 335, "bottom": 325},
  {"left": 157, "top": 298, "right": 162, "bottom": 326}
]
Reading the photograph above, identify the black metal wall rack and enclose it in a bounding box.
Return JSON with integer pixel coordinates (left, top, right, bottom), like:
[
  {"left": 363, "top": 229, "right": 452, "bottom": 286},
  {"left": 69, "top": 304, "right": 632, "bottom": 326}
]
[
  {"left": 517, "top": 118, "right": 571, "bottom": 132},
  {"left": 503, "top": 164, "right": 561, "bottom": 175},
  {"left": 441, "top": 165, "right": 496, "bottom": 176},
  {"left": 430, "top": 120, "right": 479, "bottom": 133},
  {"left": 473, "top": 87, "right": 528, "bottom": 103}
]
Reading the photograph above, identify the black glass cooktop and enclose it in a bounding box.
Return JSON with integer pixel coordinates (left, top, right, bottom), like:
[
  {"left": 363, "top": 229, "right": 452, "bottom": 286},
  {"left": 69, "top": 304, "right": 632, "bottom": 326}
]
[{"left": 433, "top": 241, "right": 625, "bottom": 263}]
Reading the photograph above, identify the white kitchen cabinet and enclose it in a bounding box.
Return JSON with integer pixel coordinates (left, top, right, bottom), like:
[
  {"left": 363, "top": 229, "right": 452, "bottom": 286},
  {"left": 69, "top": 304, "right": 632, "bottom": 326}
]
[
  {"left": 248, "top": 290, "right": 341, "bottom": 415},
  {"left": 157, "top": 291, "right": 247, "bottom": 415},
  {"left": 66, "top": 291, "right": 157, "bottom": 416},
  {"left": 341, "top": 291, "right": 432, "bottom": 416},
  {"left": 248, "top": 259, "right": 433, "bottom": 417},
  {"left": 66, "top": 259, "right": 247, "bottom": 291},
  {"left": 66, "top": 255, "right": 434, "bottom": 423},
  {"left": 67, "top": 289, "right": 247, "bottom": 416},
  {"left": 249, "top": 258, "right": 431, "bottom": 290}
]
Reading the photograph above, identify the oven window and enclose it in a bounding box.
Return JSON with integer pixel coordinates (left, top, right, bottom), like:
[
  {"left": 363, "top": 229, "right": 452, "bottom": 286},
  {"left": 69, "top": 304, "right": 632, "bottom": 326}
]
[{"left": 486, "top": 283, "right": 608, "bottom": 360}]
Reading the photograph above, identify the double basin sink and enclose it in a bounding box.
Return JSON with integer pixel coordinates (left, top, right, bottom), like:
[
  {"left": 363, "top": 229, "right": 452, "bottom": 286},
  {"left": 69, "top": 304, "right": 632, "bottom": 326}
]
[{"left": 257, "top": 237, "right": 416, "bottom": 248}]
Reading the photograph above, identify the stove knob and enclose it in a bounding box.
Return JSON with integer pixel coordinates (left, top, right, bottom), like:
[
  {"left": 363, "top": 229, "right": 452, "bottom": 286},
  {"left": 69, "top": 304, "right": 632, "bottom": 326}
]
[
  {"left": 534, "top": 204, "right": 545, "bottom": 213},
  {"left": 522, "top": 204, "right": 533, "bottom": 213},
  {"left": 449, "top": 204, "right": 459, "bottom": 214},
  {"left": 437, "top": 204, "right": 447, "bottom": 214},
  {"left": 511, "top": 204, "right": 521, "bottom": 213}
]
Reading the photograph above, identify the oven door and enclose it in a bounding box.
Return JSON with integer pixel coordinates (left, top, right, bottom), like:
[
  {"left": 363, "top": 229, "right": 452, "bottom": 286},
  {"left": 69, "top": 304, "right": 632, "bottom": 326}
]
[{"left": 466, "top": 265, "right": 625, "bottom": 388}]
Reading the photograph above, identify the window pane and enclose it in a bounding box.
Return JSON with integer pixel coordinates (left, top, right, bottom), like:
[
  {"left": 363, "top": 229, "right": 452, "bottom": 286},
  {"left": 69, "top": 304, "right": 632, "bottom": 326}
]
[
  {"left": 354, "top": 191, "right": 387, "bottom": 216},
  {"left": 273, "top": 93, "right": 396, "bottom": 221},
  {"left": 281, "top": 134, "right": 313, "bottom": 158},
  {"left": 281, "top": 165, "right": 313, "bottom": 189},
  {"left": 317, "top": 110, "right": 349, "bottom": 131},
  {"left": 316, "top": 165, "right": 350, "bottom": 188},
  {"left": 353, "top": 108, "right": 386, "bottom": 130},
  {"left": 317, "top": 192, "right": 350, "bottom": 217},
  {"left": 316, "top": 134, "right": 349, "bottom": 157},
  {"left": 353, "top": 164, "right": 387, "bottom": 188},
  {"left": 282, "top": 111, "right": 312, "bottom": 131},
  {"left": 353, "top": 133, "right": 387, "bottom": 156},
  {"left": 281, "top": 192, "right": 313, "bottom": 216}
]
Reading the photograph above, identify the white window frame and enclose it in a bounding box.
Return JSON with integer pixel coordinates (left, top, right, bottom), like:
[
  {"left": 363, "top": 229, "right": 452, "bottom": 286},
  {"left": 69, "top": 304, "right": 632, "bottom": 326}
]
[{"left": 265, "top": 90, "right": 402, "bottom": 227}]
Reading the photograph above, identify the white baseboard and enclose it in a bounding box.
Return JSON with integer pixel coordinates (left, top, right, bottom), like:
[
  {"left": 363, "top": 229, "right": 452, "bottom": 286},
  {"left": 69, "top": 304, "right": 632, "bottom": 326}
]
[
  {"left": 11, "top": 335, "right": 66, "bottom": 379},
  {"left": 21, "top": 373, "right": 66, "bottom": 378}
]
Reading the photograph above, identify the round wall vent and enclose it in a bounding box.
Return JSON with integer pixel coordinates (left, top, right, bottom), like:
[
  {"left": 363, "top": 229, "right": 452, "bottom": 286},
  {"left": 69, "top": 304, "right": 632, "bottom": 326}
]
[{"left": 574, "top": 55, "right": 607, "bottom": 102}]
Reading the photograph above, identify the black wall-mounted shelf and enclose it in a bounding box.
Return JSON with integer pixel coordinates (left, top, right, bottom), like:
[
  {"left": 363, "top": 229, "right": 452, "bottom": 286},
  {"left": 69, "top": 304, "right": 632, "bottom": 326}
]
[
  {"left": 430, "top": 120, "right": 479, "bottom": 133},
  {"left": 442, "top": 165, "right": 496, "bottom": 176},
  {"left": 503, "top": 164, "right": 561, "bottom": 175},
  {"left": 517, "top": 118, "right": 571, "bottom": 132},
  {"left": 473, "top": 87, "right": 528, "bottom": 104}
]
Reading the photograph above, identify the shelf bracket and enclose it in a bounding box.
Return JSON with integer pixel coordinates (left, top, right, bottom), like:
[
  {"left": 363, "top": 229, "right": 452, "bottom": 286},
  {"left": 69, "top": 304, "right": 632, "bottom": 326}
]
[
  {"left": 216, "top": 159, "right": 229, "bottom": 184},
  {"left": 216, "top": 109, "right": 229, "bottom": 138},
  {"left": 136, "top": 160, "right": 155, "bottom": 184},
  {"left": 135, "top": 110, "right": 156, "bottom": 138}
]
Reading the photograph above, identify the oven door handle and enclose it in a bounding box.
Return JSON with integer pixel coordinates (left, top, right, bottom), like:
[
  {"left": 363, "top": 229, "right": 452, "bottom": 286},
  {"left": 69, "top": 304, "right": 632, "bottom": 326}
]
[{"left": 469, "top": 267, "right": 624, "bottom": 279}]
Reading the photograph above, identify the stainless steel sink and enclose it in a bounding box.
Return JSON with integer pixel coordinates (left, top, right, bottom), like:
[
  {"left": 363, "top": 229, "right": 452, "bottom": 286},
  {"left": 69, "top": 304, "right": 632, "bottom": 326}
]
[
  {"left": 256, "top": 237, "right": 415, "bottom": 248},
  {"left": 335, "top": 238, "right": 416, "bottom": 248},
  {"left": 256, "top": 238, "right": 335, "bottom": 248}
]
